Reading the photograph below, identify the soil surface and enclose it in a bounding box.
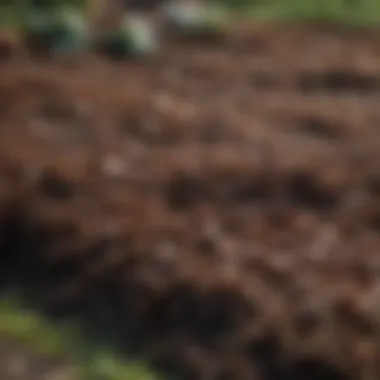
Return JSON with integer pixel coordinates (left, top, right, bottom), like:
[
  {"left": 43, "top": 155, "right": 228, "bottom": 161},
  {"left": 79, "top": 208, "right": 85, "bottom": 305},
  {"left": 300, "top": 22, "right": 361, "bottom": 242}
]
[{"left": 2, "top": 21, "right": 380, "bottom": 380}]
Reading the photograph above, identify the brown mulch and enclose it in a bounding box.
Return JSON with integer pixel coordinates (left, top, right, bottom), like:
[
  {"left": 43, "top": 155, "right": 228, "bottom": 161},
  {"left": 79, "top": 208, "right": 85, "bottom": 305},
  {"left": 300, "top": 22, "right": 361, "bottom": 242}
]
[{"left": 1, "top": 22, "right": 380, "bottom": 380}]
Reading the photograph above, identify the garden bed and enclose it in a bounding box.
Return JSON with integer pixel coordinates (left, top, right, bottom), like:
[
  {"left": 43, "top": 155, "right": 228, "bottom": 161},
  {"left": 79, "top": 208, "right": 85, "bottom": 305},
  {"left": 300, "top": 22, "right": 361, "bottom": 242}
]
[{"left": 1, "top": 21, "right": 380, "bottom": 380}]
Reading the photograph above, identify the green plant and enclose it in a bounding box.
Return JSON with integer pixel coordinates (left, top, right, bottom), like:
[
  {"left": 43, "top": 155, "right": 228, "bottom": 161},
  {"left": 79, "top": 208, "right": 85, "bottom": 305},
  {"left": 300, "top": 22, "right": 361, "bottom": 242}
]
[
  {"left": 22, "top": 7, "right": 90, "bottom": 54},
  {"left": 0, "top": 296, "right": 161, "bottom": 380},
  {"left": 165, "top": 2, "right": 227, "bottom": 29},
  {"left": 97, "top": 16, "right": 158, "bottom": 59}
]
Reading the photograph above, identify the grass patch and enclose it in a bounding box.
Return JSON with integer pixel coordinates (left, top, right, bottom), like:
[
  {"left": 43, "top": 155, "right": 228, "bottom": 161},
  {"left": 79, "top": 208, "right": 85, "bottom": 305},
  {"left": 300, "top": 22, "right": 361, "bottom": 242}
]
[
  {"left": 213, "top": 0, "right": 380, "bottom": 25},
  {"left": 1, "top": 0, "right": 380, "bottom": 29},
  {"left": 0, "top": 295, "right": 161, "bottom": 380}
]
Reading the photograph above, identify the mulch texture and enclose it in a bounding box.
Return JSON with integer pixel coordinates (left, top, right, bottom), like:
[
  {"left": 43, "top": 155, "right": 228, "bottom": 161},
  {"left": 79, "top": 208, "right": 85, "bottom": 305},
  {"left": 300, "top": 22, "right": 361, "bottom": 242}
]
[{"left": 1, "top": 21, "right": 380, "bottom": 380}]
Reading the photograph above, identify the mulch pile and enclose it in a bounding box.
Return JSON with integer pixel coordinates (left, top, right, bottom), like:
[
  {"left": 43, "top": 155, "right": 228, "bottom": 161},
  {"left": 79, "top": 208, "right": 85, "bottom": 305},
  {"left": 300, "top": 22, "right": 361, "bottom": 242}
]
[{"left": 1, "top": 21, "right": 380, "bottom": 380}]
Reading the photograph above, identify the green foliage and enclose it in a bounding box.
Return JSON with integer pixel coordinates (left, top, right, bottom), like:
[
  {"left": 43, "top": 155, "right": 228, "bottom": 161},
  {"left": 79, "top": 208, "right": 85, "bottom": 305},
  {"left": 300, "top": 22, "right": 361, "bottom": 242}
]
[
  {"left": 1, "top": 0, "right": 380, "bottom": 28},
  {"left": 22, "top": 7, "right": 90, "bottom": 54},
  {"left": 51, "top": 9, "right": 90, "bottom": 53},
  {"left": 163, "top": 1, "right": 228, "bottom": 34},
  {"left": 97, "top": 16, "right": 158, "bottom": 59},
  {"left": 212, "top": 0, "right": 380, "bottom": 24},
  {"left": 0, "top": 296, "right": 161, "bottom": 380},
  {"left": 1, "top": 0, "right": 380, "bottom": 59}
]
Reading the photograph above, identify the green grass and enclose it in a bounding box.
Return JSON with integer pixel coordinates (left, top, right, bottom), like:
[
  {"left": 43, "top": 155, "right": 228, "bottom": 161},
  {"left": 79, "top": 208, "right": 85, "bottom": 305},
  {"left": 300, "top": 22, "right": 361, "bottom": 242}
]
[
  {"left": 0, "top": 0, "right": 380, "bottom": 29},
  {"left": 0, "top": 0, "right": 379, "bottom": 33},
  {"left": 214, "top": 0, "right": 380, "bottom": 25},
  {"left": 0, "top": 295, "right": 161, "bottom": 380}
]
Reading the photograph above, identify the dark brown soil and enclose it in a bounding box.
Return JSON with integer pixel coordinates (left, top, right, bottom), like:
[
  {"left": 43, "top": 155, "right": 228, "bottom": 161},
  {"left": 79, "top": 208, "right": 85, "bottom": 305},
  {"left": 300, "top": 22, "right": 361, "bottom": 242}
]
[{"left": 2, "top": 22, "right": 380, "bottom": 380}]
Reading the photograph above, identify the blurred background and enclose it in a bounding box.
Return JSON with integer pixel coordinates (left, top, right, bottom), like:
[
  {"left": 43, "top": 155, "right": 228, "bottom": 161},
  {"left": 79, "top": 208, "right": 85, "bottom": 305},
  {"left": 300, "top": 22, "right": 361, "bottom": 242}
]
[{"left": 1, "top": 1, "right": 380, "bottom": 380}]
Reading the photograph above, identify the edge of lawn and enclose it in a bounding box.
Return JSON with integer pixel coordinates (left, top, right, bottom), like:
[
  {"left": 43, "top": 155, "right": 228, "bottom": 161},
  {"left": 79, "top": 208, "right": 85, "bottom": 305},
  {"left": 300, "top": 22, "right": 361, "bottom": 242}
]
[{"left": 0, "top": 295, "right": 161, "bottom": 380}]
